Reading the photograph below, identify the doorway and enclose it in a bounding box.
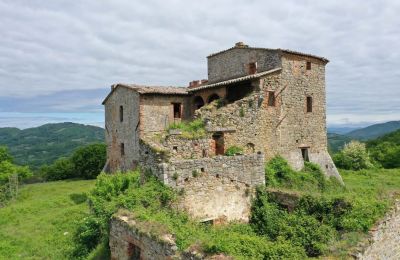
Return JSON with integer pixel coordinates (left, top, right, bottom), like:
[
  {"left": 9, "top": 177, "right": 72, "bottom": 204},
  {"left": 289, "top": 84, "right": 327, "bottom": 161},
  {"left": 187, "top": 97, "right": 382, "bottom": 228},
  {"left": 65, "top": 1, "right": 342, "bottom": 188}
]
[
  {"left": 301, "top": 148, "right": 309, "bottom": 162},
  {"left": 212, "top": 133, "right": 224, "bottom": 155}
]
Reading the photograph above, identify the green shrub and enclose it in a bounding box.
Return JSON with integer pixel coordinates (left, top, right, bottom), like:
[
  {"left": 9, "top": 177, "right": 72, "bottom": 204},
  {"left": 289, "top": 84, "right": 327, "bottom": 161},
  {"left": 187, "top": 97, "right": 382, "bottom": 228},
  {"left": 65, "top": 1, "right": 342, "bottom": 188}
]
[
  {"left": 225, "top": 146, "right": 244, "bottom": 156},
  {"left": 333, "top": 141, "right": 373, "bottom": 170},
  {"left": 250, "top": 188, "right": 336, "bottom": 257},
  {"left": 71, "top": 143, "right": 106, "bottom": 179},
  {"left": 0, "top": 146, "right": 13, "bottom": 164},
  {"left": 72, "top": 216, "right": 102, "bottom": 258},
  {"left": 239, "top": 107, "right": 245, "bottom": 117},
  {"left": 39, "top": 157, "right": 75, "bottom": 181},
  {"left": 368, "top": 142, "right": 400, "bottom": 169}
]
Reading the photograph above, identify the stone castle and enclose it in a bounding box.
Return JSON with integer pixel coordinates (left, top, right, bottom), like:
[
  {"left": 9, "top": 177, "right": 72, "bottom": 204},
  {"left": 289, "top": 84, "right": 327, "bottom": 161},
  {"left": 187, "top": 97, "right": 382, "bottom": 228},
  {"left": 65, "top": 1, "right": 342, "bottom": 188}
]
[{"left": 102, "top": 42, "right": 342, "bottom": 223}]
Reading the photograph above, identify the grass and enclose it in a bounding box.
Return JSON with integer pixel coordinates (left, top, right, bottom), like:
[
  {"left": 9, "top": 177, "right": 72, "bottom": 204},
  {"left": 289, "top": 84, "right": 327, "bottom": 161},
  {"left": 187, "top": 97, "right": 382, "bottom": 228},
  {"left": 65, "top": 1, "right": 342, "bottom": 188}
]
[
  {"left": 167, "top": 119, "right": 206, "bottom": 139},
  {"left": 0, "top": 179, "right": 95, "bottom": 259}
]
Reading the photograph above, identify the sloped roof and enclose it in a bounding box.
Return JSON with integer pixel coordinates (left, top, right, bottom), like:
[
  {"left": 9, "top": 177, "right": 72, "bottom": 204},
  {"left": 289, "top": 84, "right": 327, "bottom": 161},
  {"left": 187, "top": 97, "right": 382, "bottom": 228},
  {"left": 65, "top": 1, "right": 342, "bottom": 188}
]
[
  {"left": 102, "top": 84, "right": 188, "bottom": 104},
  {"left": 188, "top": 67, "right": 282, "bottom": 92},
  {"left": 207, "top": 45, "right": 329, "bottom": 63}
]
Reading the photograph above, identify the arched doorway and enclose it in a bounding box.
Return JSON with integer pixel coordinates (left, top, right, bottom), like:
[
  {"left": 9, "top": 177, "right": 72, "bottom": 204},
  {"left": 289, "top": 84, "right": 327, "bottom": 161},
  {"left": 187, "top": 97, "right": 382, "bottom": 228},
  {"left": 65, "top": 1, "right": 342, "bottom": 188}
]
[
  {"left": 207, "top": 93, "right": 220, "bottom": 104},
  {"left": 194, "top": 96, "right": 205, "bottom": 110}
]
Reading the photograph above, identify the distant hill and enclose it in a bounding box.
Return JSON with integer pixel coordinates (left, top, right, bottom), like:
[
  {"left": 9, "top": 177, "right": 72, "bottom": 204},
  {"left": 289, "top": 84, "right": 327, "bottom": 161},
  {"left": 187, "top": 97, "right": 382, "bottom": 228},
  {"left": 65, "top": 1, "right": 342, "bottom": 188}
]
[
  {"left": 327, "top": 132, "right": 353, "bottom": 153},
  {"left": 327, "top": 127, "right": 360, "bottom": 135},
  {"left": 346, "top": 121, "right": 400, "bottom": 140},
  {"left": 0, "top": 122, "right": 104, "bottom": 169}
]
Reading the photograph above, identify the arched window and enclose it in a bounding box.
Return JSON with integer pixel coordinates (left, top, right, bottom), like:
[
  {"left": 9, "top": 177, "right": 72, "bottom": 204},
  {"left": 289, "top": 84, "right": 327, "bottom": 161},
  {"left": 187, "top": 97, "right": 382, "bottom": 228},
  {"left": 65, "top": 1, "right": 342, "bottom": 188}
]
[
  {"left": 194, "top": 96, "right": 205, "bottom": 109},
  {"left": 207, "top": 93, "right": 220, "bottom": 104}
]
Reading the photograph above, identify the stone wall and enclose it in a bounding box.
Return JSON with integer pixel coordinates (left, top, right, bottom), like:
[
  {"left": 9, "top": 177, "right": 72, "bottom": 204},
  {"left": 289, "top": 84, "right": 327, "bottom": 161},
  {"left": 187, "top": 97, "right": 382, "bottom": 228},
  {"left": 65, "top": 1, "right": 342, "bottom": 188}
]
[
  {"left": 139, "top": 94, "right": 192, "bottom": 134},
  {"left": 138, "top": 142, "right": 265, "bottom": 221},
  {"left": 160, "top": 134, "right": 213, "bottom": 160},
  {"left": 177, "top": 173, "right": 254, "bottom": 222},
  {"left": 104, "top": 86, "right": 140, "bottom": 172},
  {"left": 163, "top": 153, "right": 265, "bottom": 189},
  {"left": 353, "top": 200, "right": 400, "bottom": 260},
  {"left": 109, "top": 210, "right": 180, "bottom": 260},
  {"left": 195, "top": 54, "right": 341, "bottom": 180},
  {"left": 110, "top": 210, "right": 234, "bottom": 260},
  {"left": 207, "top": 47, "right": 281, "bottom": 83}
]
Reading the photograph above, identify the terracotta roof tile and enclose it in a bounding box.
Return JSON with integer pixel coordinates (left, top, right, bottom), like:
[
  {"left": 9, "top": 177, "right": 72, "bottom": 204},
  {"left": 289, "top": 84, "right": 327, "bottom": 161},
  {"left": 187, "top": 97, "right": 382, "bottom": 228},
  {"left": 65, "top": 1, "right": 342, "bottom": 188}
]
[
  {"left": 102, "top": 84, "right": 188, "bottom": 104},
  {"left": 188, "top": 68, "right": 282, "bottom": 92}
]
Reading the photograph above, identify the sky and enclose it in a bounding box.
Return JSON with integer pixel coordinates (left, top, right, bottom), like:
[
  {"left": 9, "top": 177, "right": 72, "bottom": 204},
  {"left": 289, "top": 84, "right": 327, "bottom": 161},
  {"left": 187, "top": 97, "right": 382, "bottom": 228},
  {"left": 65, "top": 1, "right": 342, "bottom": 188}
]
[{"left": 0, "top": 0, "right": 399, "bottom": 129}]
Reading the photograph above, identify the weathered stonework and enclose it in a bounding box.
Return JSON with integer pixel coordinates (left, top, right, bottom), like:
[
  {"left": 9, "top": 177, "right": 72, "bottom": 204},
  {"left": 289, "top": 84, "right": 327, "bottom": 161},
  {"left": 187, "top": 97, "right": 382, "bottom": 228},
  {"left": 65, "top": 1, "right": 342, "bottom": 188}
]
[
  {"left": 102, "top": 42, "right": 342, "bottom": 222},
  {"left": 352, "top": 200, "right": 400, "bottom": 260},
  {"left": 103, "top": 42, "right": 345, "bottom": 259},
  {"left": 110, "top": 210, "right": 233, "bottom": 260}
]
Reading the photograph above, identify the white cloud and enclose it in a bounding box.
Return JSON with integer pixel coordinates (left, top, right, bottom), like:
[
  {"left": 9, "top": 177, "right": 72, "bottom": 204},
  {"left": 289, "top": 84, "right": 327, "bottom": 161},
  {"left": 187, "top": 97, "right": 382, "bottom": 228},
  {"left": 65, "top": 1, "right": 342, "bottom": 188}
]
[{"left": 0, "top": 0, "right": 399, "bottom": 126}]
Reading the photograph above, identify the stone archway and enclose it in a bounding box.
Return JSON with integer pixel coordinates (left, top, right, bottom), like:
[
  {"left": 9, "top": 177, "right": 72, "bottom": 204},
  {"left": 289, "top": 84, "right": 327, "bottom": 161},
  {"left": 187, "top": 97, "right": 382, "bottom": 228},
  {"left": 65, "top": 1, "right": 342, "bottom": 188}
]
[
  {"left": 194, "top": 96, "right": 205, "bottom": 110},
  {"left": 207, "top": 93, "right": 220, "bottom": 104}
]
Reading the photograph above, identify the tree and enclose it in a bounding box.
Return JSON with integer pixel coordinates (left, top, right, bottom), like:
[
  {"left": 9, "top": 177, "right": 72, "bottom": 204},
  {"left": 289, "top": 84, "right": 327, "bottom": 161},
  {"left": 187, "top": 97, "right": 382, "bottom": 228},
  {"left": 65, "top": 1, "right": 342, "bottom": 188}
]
[
  {"left": 333, "top": 141, "right": 373, "bottom": 170},
  {"left": 0, "top": 146, "right": 13, "bottom": 163},
  {"left": 71, "top": 143, "right": 106, "bottom": 179},
  {"left": 39, "top": 158, "right": 75, "bottom": 181},
  {"left": 0, "top": 146, "right": 32, "bottom": 185}
]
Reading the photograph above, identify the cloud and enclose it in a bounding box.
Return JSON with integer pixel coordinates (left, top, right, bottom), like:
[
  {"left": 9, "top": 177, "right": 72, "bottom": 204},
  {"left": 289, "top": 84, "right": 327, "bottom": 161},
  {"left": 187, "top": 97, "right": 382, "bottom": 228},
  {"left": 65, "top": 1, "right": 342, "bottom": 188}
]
[{"left": 0, "top": 0, "right": 399, "bottom": 126}]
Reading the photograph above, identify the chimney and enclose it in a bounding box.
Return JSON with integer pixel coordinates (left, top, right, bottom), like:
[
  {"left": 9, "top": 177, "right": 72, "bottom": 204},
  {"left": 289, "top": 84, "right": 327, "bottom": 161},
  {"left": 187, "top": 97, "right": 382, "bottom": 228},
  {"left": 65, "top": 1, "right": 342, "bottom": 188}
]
[{"left": 189, "top": 80, "right": 200, "bottom": 88}]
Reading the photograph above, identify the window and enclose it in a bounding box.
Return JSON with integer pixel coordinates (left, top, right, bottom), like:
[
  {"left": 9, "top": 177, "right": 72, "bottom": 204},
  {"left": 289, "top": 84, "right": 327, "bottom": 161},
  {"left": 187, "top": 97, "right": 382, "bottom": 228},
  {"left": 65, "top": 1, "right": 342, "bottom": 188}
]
[
  {"left": 172, "top": 103, "right": 182, "bottom": 118},
  {"left": 119, "top": 106, "right": 123, "bottom": 122},
  {"left": 248, "top": 62, "right": 257, "bottom": 74},
  {"left": 120, "top": 143, "right": 125, "bottom": 156},
  {"left": 267, "top": 91, "right": 276, "bottom": 106},
  {"left": 306, "top": 61, "right": 311, "bottom": 70},
  {"left": 306, "top": 96, "right": 313, "bottom": 112}
]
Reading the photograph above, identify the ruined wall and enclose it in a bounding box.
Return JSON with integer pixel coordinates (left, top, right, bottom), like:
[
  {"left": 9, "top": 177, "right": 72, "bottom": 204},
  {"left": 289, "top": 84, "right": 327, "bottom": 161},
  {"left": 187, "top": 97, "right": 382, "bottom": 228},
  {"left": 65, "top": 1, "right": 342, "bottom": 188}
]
[
  {"left": 110, "top": 210, "right": 180, "bottom": 260},
  {"left": 138, "top": 144, "right": 265, "bottom": 221},
  {"left": 178, "top": 173, "right": 254, "bottom": 222},
  {"left": 139, "top": 94, "right": 192, "bottom": 134},
  {"left": 160, "top": 134, "right": 212, "bottom": 160},
  {"left": 110, "top": 210, "right": 234, "bottom": 260},
  {"left": 354, "top": 200, "right": 400, "bottom": 260},
  {"left": 164, "top": 153, "right": 265, "bottom": 189},
  {"left": 207, "top": 48, "right": 281, "bottom": 83},
  {"left": 104, "top": 87, "right": 140, "bottom": 172}
]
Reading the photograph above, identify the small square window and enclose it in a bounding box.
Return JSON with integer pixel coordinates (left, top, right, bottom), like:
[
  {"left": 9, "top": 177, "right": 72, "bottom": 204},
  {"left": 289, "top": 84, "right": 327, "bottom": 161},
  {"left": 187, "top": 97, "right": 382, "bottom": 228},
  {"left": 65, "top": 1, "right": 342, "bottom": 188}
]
[
  {"left": 306, "top": 61, "right": 311, "bottom": 70},
  {"left": 267, "top": 91, "right": 276, "bottom": 106}
]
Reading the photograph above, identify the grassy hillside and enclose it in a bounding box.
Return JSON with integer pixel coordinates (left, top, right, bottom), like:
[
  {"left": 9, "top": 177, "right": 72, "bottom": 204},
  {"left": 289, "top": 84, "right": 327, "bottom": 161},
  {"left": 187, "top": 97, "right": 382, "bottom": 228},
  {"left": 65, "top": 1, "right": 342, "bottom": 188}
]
[
  {"left": 0, "top": 179, "right": 95, "bottom": 259},
  {"left": 0, "top": 122, "right": 104, "bottom": 169},
  {"left": 346, "top": 121, "right": 400, "bottom": 140}
]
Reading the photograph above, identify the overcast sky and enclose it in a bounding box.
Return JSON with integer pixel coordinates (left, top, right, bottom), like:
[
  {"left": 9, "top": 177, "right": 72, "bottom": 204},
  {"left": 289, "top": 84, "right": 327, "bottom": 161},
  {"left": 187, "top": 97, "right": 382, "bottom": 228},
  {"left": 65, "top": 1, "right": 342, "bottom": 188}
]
[{"left": 0, "top": 0, "right": 399, "bottom": 128}]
